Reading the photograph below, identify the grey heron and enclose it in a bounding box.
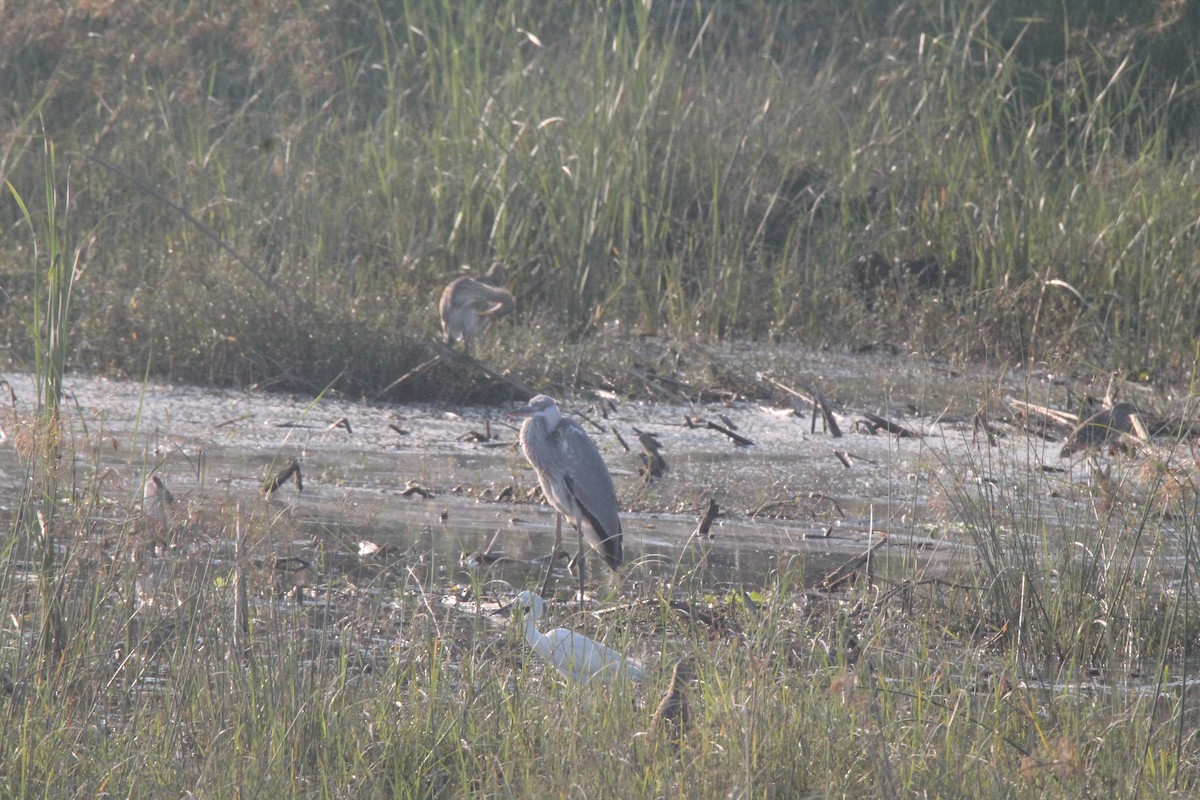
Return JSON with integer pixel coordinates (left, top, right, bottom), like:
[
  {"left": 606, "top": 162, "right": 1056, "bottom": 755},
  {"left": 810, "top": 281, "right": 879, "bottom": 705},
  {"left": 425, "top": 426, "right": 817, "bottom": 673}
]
[
  {"left": 438, "top": 262, "right": 515, "bottom": 353},
  {"left": 510, "top": 394, "right": 622, "bottom": 601},
  {"left": 513, "top": 590, "right": 644, "bottom": 684}
]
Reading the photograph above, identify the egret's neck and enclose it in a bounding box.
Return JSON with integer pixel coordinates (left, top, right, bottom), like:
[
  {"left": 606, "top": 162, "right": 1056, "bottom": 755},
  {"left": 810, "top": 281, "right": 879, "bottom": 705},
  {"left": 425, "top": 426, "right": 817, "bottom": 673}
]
[{"left": 522, "top": 614, "right": 542, "bottom": 645}]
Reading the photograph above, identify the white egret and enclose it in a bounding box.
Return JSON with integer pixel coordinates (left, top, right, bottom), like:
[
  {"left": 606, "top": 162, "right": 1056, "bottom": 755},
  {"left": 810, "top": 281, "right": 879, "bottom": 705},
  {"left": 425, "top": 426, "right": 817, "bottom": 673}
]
[{"left": 513, "top": 590, "right": 644, "bottom": 684}]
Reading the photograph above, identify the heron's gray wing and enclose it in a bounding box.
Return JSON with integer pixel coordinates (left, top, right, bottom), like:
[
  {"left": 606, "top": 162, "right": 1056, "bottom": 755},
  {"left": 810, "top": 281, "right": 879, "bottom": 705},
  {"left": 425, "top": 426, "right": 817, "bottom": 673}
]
[{"left": 556, "top": 420, "right": 622, "bottom": 565}]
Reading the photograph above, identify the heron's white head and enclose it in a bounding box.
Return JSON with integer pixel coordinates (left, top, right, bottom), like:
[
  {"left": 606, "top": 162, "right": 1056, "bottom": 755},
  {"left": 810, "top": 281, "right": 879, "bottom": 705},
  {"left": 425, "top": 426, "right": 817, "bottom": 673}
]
[{"left": 508, "top": 395, "right": 562, "bottom": 429}]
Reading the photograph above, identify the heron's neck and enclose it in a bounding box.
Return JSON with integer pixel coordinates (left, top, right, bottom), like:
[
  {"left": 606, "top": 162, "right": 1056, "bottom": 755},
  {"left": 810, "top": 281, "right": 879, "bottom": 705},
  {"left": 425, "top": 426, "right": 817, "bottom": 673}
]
[{"left": 540, "top": 406, "right": 562, "bottom": 432}]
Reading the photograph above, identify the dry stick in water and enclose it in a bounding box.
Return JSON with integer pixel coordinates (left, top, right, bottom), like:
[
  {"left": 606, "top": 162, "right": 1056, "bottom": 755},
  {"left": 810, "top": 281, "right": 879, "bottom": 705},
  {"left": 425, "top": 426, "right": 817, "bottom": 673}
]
[
  {"left": 861, "top": 412, "right": 918, "bottom": 438},
  {"left": 684, "top": 415, "right": 755, "bottom": 446},
  {"left": 818, "top": 533, "right": 889, "bottom": 592},
  {"left": 757, "top": 372, "right": 843, "bottom": 437},
  {"left": 692, "top": 499, "right": 720, "bottom": 538},
  {"left": 263, "top": 459, "right": 303, "bottom": 496}
]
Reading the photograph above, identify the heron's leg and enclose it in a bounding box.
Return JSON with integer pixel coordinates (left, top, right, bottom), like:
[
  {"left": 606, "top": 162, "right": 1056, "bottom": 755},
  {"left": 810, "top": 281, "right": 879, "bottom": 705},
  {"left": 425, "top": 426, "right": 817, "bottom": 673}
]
[
  {"left": 575, "top": 525, "right": 586, "bottom": 612},
  {"left": 538, "top": 513, "right": 564, "bottom": 598}
]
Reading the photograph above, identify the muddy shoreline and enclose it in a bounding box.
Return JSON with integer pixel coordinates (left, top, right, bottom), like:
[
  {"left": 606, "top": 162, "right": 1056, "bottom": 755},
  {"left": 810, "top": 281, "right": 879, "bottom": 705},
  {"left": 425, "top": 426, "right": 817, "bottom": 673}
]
[{"left": 1, "top": 353, "right": 1144, "bottom": 590}]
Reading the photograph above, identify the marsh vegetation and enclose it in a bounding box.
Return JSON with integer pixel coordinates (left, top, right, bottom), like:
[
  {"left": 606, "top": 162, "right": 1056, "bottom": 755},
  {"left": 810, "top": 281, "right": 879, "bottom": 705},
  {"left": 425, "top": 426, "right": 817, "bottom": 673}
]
[{"left": 5, "top": 1, "right": 1200, "bottom": 796}]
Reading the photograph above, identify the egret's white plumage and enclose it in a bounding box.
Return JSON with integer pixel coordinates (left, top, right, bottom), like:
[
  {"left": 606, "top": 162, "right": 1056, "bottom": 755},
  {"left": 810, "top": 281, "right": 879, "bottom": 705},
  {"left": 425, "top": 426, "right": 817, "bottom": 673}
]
[
  {"left": 511, "top": 394, "right": 622, "bottom": 571},
  {"left": 514, "top": 591, "right": 644, "bottom": 684}
]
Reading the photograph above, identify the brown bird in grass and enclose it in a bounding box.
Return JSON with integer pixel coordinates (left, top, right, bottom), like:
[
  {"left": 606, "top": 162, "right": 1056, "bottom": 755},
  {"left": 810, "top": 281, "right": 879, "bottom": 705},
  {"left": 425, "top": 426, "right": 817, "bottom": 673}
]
[
  {"left": 647, "top": 660, "right": 693, "bottom": 745},
  {"left": 438, "top": 262, "right": 515, "bottom": 353},
  {"left": 1060, "top": 402, "right": 1141, "bottom": 458},
  {"left": 143, "top": 475, "right": 175, "bottom": 521}
]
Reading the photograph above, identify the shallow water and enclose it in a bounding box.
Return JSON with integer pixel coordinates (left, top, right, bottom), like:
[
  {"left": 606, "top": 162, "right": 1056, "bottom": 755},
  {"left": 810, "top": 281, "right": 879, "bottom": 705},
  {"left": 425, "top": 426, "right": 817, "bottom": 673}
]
[{"left": 0, "top": 353, "right": 1181, "bottom": 592}]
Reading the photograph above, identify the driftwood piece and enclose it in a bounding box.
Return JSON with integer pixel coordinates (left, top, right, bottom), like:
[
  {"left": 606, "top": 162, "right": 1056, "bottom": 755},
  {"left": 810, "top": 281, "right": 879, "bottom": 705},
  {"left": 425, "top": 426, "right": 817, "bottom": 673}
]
[
  {"left": 627, "top": 365, "right": 697, "bottom": 401},
  {"left": 634, "top": 428, "right": 665, "bottom": 454},
  {"left": 756, "top": 372, "right": 843, "bottom": 438},
  {"left": 633, "top": 428, "right": 668, "bottom": 479},
  {"left": 401, "top": 482, "right": 435, "bottom": 498},
  {"left": 861, "top": 412, "right": 918, "bottom": 438},
  {"left": 327, "top": 417, "right": 352, "bottom": 434},
  {"left": 757, "top": 372, "right": 815, "bottom": 406},
  {"left": 817, "top": 533, "right": 888, "bottom": 592},
  {"left": 692, "top": 499, "right": 720, "bottom": 538},
  {"left": 813, "top": 395, "right": 843, "bottom": 438},
  {"left": 611, "top": 426, "right": 630, "bottom": 452},
  {"left": 1005, "top": 398, "right": 1077, "bottom": 437},
  {"left": 264, "top": 459, "right": 303, "bottom": 496},
  {"left": 684, "top": 415, "right": 755, "bottom": 447}
]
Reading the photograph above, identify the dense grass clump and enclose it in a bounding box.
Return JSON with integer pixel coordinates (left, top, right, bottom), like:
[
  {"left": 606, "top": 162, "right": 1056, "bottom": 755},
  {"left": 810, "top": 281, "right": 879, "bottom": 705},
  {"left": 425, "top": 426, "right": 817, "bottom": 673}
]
[{"left": 3, "top": 1, "right": 1200, "bottom": 393}]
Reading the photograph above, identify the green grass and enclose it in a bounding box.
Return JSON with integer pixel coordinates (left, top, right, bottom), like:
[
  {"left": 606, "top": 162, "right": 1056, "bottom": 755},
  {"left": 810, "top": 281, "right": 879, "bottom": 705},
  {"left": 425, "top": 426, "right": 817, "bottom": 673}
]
[
  {"left": 3, "top": 467, "right": 1200, "bottom": 798},
  {"left": 3, "top": 1, "right": 1200, "bottom": 397}
]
